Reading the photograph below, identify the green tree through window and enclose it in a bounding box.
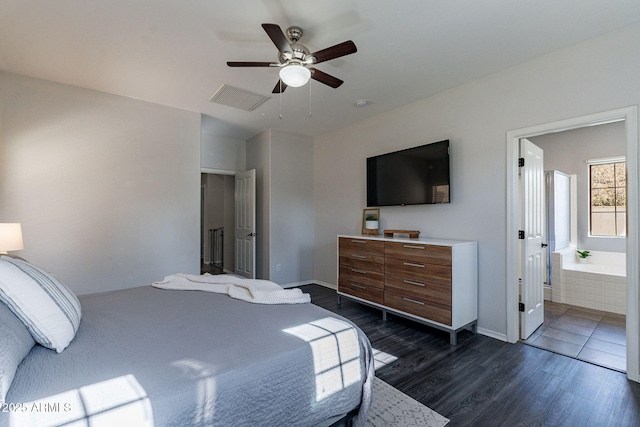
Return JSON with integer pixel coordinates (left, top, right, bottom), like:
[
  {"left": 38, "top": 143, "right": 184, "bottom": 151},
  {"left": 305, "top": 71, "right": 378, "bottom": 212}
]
[{"left": 590, "top": 160, "right": 626, "bottom": 236}]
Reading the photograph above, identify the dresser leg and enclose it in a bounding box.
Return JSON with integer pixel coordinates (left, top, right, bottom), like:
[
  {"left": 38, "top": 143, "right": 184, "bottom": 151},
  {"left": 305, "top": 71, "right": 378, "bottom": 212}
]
[
  {"left": 337, "top": 294, "right": 342, "bottom": 305},
  {"left": 450, "top": 332, "right": 457, "bottom": 345},
  {"left": 382, "top": 310, "right": 388, "bottom": 322}
]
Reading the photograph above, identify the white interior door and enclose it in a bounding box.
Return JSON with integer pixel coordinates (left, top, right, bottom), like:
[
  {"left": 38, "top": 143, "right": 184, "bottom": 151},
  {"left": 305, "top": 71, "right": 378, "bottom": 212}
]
[
  {"left": 234, "top": 169, "right": 256, "bottom": 279},
  {"left": 520, "top": 138, "right": 545, "bottom": 339}
]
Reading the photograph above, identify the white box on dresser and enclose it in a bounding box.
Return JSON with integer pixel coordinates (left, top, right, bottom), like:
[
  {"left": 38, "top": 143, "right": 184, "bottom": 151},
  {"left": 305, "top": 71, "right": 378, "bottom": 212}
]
[{"left": 337, "top": 234, "right": 478, "bottom": 344}]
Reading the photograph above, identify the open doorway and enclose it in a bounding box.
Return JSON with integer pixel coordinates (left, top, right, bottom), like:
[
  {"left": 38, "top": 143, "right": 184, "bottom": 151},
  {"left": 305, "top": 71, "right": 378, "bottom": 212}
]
[
  {"left": 506, "top": 106, "right": 639, "bottom": 381},
  {"left": 520, "top": 122, "right": 628, "bottom": 372},
  {"left": 201, "top": 173, "right": 235, "bottom": 275}
]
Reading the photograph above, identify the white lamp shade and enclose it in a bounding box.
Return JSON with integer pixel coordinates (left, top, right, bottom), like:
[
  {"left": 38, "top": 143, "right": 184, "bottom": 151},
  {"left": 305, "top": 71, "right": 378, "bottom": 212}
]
[
  {"left": 0, "top": 223, "right": 24, "bottom": 252},
  {"left": 279, "top": 64, "right": 311, "bottom": 87}
]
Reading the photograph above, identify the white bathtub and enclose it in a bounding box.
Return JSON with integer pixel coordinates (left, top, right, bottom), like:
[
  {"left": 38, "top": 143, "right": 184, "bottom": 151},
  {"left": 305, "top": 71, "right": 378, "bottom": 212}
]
[
  {"left": 563, "top": 262, "right": 626, "bottom": 276},
  {"left": 551, "top": 249, "right": 626, "bottom": 314}
]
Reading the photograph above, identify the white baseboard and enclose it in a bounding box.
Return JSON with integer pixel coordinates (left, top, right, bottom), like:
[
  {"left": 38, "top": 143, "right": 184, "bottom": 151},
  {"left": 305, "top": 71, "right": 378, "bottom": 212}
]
[
  {"left": 280, "top": 280, "right": 336, "bottom": 289},
  {"left": 281, "top": 280, "right": 315, "bottom": 289},
  {"left": 313, "top": 281, "right": 337, "bottom": 290},
  {"left": 477, "top": 327, "right": 508, "bottom": 342}
]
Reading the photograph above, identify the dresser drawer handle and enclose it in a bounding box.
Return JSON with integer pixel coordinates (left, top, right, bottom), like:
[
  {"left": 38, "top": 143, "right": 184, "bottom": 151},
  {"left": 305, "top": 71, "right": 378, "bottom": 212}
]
[
  {"left": 402, "top": 297, "right": 425, "bottom": 305},
  {"left": 404, "top": 280, "right": 426, "bottom": 287},
  {"left": 403, "top": 244, "right": 425, "bottom": 250},
  {"left": 403, "top": 262, "right": 425, "bottom": 268},
  {"left": 351, "top": 254, "right": 368, "bottom": 259},
  {"left": 351, "top": 269, "right": 368, "bottom": 274},
  {"left": 351, "top": 283, "right": 366, "bottom": 289},
  {"left": 351, "top": 240, "right": 368, "bottom": 244}
]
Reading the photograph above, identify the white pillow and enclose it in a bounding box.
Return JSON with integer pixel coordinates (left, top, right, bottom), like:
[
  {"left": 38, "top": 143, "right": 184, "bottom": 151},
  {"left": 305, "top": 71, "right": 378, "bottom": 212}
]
[{"left": 0, "top": 256, "right": 81, "bottom": 353}]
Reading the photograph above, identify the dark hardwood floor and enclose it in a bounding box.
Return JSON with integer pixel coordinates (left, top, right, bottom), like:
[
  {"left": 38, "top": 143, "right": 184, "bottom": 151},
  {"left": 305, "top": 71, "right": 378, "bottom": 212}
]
[
  {"left": 201, "top": 261, "right": 224, "bottom": 275},
  {"left": 301, "top": 284, "right": 640, "bottom": 427}
]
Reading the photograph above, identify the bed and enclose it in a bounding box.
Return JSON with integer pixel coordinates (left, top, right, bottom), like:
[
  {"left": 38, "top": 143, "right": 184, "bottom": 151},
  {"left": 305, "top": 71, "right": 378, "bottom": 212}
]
[{"left": 0, "top": 258, "right": 374, "bottom": 427}]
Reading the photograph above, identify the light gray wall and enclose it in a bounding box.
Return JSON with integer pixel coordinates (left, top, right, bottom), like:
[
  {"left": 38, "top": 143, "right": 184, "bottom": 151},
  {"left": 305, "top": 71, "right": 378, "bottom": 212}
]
[
  {"left": 200, "top": 125, "right": 246, "bottom": 172},
  {"left": 245, "top": 129, "right": 314, "bottom": 284},
  {"left": 269, "top": 130, "right": 314, "bottom": 285},
  {"left": 313, "top": 23, "right": 640, "bottom": 339},
  {"left": 246, "top": 130, "right": 271, "bottom": 279},
  {"left": 0, "top": 72, "right": 201, "bottom": 295},
  {"left": 531, "top": 121, "right": 626, "bottom": 253}
]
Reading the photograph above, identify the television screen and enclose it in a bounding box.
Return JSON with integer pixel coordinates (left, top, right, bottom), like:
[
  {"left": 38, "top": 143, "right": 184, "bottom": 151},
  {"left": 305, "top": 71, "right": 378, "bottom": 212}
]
[{"left": 367, "top": 140, "right": 450, "bottom": 207}]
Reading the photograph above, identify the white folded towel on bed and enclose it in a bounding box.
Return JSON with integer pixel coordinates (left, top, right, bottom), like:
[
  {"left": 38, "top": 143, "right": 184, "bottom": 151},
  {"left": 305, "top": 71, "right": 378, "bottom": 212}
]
[{"left": 152, "top": 273, "right": 311, "bottom": 304}]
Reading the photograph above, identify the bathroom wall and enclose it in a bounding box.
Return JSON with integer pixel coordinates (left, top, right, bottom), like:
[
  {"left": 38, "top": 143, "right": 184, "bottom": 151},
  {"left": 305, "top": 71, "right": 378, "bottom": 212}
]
[{"left": 531, "top": 121, "right": 626, "bottom": 253}]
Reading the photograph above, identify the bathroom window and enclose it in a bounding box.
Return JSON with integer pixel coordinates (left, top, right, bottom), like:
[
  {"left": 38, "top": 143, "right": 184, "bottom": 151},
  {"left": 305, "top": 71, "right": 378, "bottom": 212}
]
[{"left": 589, "top": 157, "right": 626, "bottom": 237}]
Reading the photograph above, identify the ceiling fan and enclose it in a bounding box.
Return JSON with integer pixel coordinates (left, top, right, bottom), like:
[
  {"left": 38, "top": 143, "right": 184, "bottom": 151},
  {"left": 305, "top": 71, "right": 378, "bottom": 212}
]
[{"left": 227, "top": 23, "right": 357, "bottom": 94}]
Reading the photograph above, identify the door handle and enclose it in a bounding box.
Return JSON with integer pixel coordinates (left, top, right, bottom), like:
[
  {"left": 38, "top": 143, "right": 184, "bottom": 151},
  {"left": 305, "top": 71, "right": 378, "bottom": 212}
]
[
  {"left": 541, "top": 243, "right": 548, "bottom": 248},
  {"left": 246, "top": 232, "right": 257, "bottom": 237}
]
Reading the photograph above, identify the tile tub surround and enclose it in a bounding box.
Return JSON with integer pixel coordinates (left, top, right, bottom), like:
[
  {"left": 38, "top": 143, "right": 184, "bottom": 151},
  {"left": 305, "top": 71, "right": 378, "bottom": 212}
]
[{"left": 551, "top": 249, "right": 626, "bottom": 314}]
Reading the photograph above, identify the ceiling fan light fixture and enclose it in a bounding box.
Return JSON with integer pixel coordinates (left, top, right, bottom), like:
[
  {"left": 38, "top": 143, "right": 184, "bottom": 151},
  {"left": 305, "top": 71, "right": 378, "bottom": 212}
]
[{"left": 279, "top": 64, "right": 311, "bottom": 87}]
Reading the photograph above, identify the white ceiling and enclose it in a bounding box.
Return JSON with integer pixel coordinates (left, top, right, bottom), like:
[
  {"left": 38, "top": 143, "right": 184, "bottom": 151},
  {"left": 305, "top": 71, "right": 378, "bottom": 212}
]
[{"left": 2, "top": 0, "right": 640, "bottom": 140}]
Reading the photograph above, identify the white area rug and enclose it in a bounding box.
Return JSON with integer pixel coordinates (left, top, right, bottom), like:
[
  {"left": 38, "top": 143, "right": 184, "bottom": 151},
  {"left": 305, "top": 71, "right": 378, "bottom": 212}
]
[{"left": 366, "top": 377, "right": 449, "bottom": 427}]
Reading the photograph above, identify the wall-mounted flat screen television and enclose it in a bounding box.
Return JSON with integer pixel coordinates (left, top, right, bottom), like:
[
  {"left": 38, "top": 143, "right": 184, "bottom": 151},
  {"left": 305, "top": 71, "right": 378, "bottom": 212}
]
[{"left": 367, "top": 140, "right": 450, "bottom": 207}]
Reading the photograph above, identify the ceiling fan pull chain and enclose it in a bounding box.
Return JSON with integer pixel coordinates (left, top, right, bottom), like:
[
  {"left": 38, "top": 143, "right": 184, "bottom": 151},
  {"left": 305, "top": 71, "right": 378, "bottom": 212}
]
[
  {"left": 279, "top": 80, "right": 283, "bottom": 120},
  {"left": 309, "top": 79, "right": 312, "bottom": 118}
]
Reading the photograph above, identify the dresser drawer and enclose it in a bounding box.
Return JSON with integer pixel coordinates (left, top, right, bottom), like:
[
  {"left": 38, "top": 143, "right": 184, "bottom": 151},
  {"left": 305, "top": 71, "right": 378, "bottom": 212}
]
[
  {"left": 339, "top": 266, "right": 384, "bottom": 289},
  {"left": 339, "top": 237, "right": 385, "bottom": 257},
  {"left": 384, "top": 288, "right": 452, "bottom": 326},
  {"left": 385, "top": 275, "right": 451, "bottom": 306},
  {"left": 385, "top": 257, "right": 452, "bottom": 286},
  {"left": 339, "top": 280, "right": 384, "bottom": 305},
  {"left": 385, "top": 242, "right": 452, "bottom": 266},
  {"left": 339, "top": 249, "right": 384, "bottom": 267},
  {"left": 339, "top": 256, "right": 384, "bottom": 273}
]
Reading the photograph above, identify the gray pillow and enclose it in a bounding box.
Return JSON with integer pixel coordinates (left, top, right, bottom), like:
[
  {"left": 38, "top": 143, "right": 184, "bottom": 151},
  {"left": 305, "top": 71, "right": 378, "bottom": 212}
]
[{"left": 0, "top": 301, "right": 36, "bottom": 402}]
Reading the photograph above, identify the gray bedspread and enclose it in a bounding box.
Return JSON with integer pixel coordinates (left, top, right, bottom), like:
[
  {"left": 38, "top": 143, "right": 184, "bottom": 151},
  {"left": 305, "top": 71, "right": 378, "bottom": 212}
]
[{"left": 2, "top": 285, "right": 374, "bottom": 427}]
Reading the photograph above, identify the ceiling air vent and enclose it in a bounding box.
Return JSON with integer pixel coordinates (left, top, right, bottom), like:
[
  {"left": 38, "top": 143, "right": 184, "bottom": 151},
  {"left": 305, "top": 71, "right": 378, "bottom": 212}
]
[{"left": 208, "top": 84, "right": 271, "bottom": 111}]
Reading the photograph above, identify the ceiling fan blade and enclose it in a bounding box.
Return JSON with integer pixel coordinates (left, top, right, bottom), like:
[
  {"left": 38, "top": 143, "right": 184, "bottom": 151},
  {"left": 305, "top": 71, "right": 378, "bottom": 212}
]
[
  {"left": 262, "top": 23, "right": 292, "bottom": 54},
  {"left": 227, "top": 61, "right": 274, "bottom": 67},
  {"left": 310, "top": 68, "right": 343, "bottom": 88},
  {"left": 311, "top": 40, "right": 357, "bottom": 64},
  {"left": 272, "top": 80, "right": 288, "bottom": 94}
]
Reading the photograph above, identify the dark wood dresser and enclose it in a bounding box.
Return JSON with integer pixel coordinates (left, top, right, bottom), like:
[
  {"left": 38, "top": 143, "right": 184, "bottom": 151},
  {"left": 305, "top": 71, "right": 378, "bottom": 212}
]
[{"left": 337, "top": 235, "right": 478, "bottom": 344}]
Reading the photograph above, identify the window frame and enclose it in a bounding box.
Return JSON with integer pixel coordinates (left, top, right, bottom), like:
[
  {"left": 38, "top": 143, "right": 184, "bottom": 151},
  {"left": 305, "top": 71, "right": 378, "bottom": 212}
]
[{"left": 587, "top": 156, "right": 626, "bottom": 238}]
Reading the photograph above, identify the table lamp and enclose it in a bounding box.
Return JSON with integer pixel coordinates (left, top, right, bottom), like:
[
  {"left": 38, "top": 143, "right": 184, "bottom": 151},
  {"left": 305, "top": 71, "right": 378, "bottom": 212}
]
[{"left": 0, "top": 223, "right": 24, "bottom": 254}]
